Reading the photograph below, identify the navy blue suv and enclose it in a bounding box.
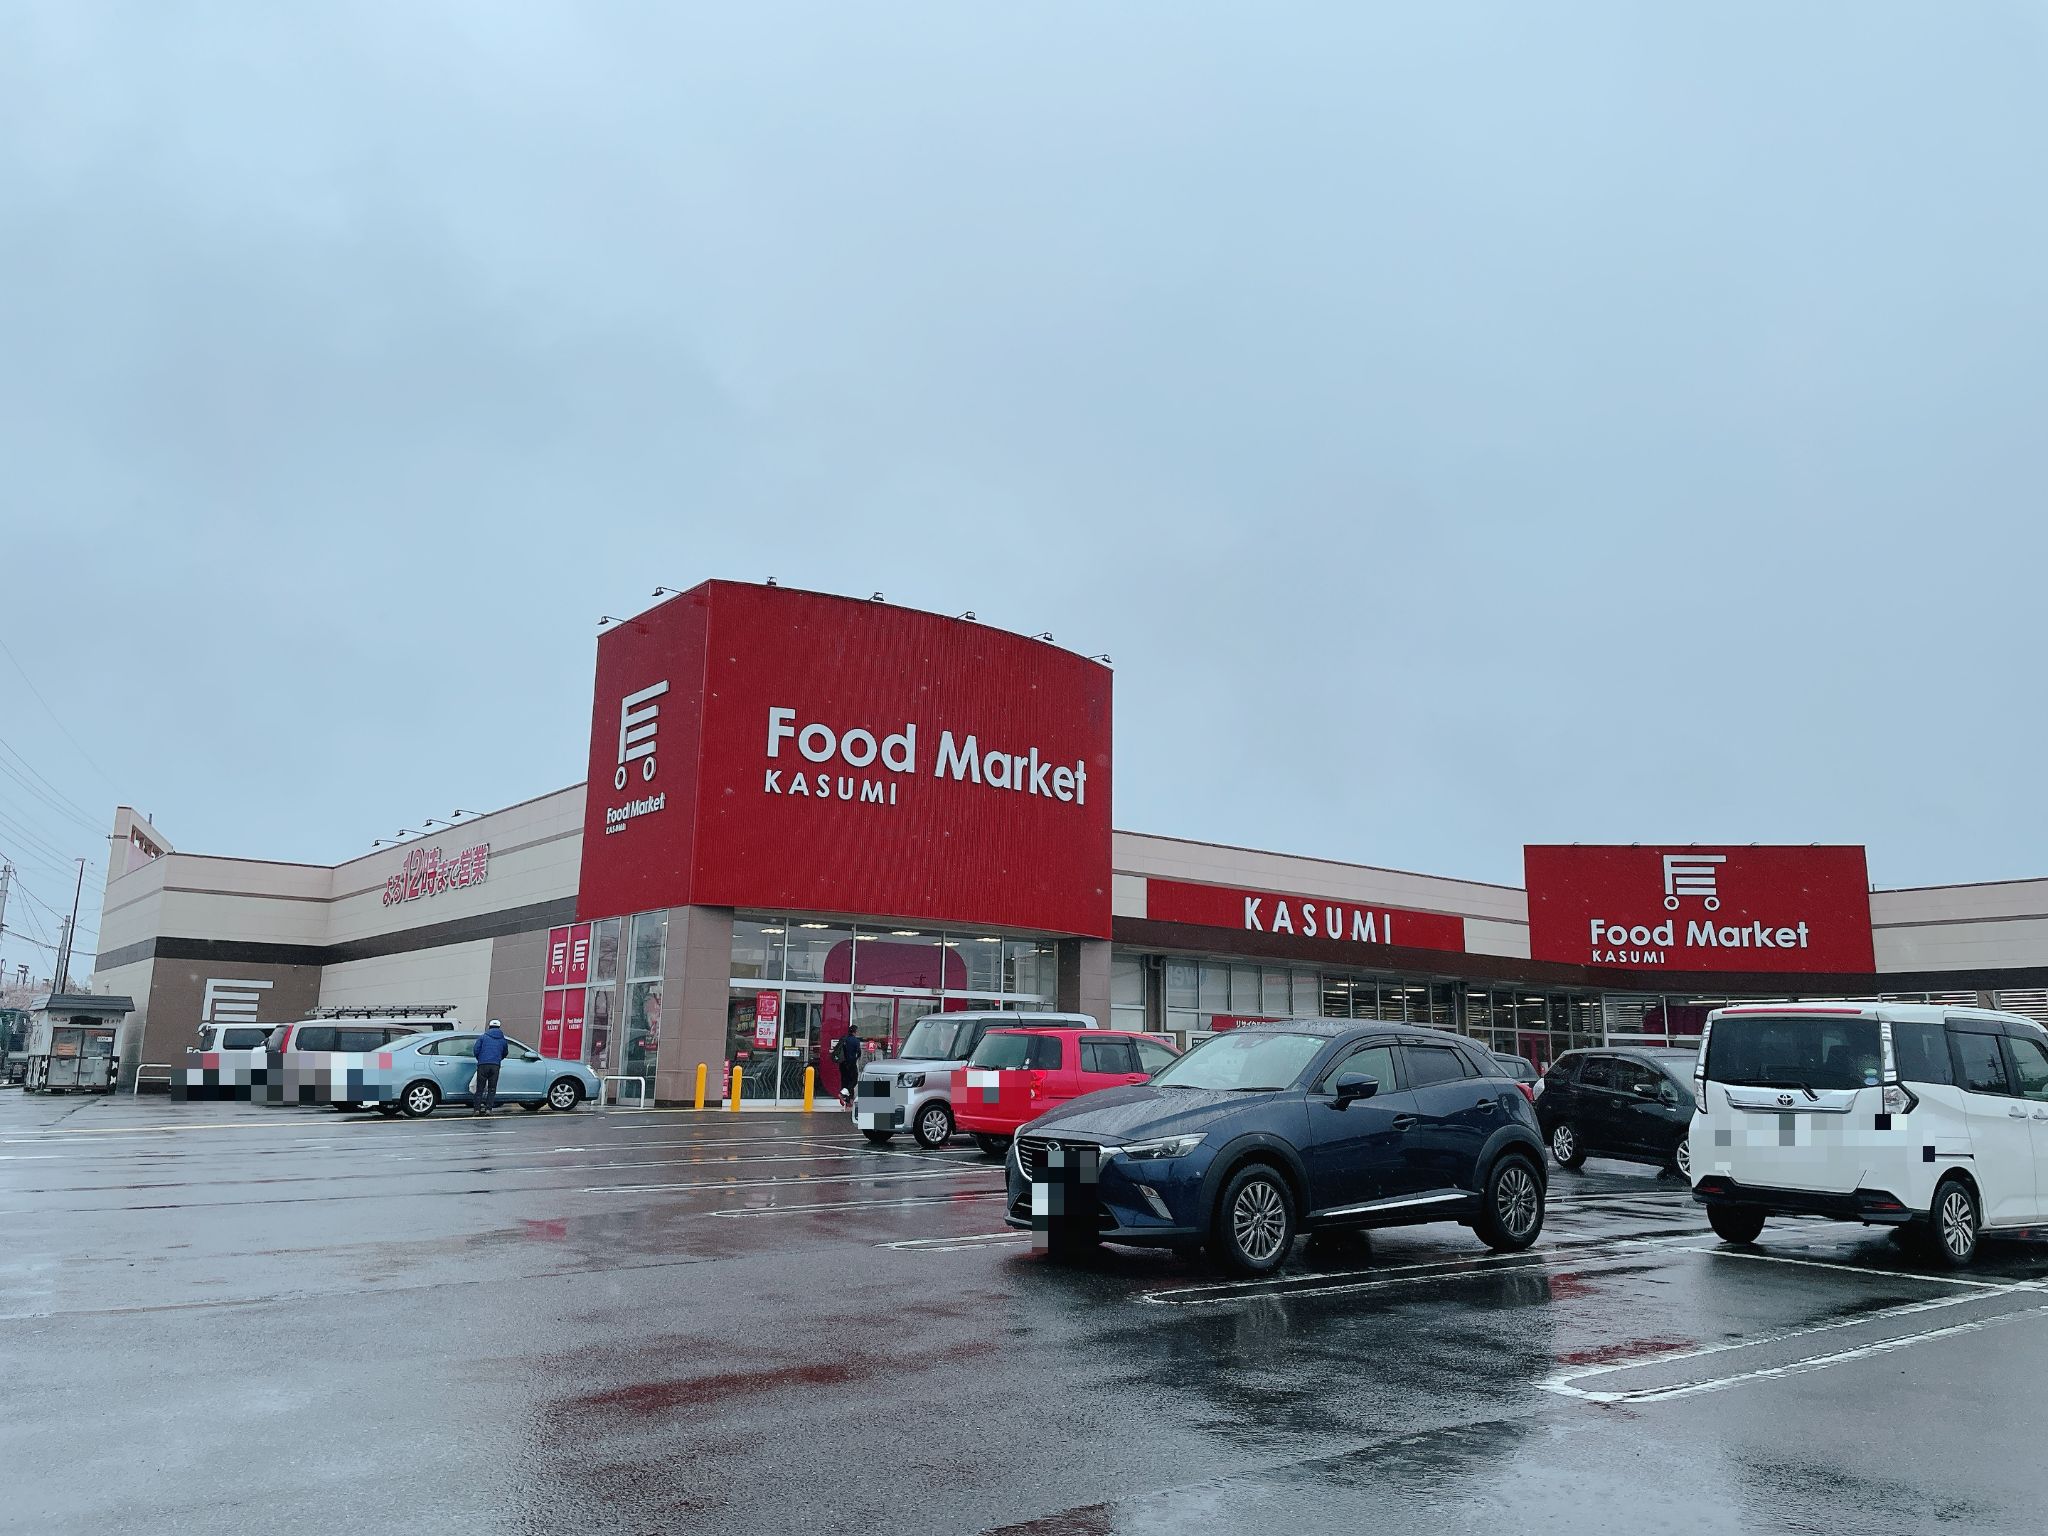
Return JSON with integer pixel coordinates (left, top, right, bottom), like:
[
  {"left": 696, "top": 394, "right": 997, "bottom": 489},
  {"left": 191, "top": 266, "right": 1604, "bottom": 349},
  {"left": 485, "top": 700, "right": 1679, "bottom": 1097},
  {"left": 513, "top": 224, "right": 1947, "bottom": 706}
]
[{"left": 1004, "top": 1020, "right": 1547, "bottom": 1273}]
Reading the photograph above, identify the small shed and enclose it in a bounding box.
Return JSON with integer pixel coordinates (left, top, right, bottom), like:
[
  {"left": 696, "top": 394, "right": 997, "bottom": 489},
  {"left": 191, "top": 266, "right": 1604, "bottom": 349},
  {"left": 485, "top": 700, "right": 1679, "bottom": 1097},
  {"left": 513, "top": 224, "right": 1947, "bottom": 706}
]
[{"left": 25, "top": 993, "right": 136, "bottom": 1094}]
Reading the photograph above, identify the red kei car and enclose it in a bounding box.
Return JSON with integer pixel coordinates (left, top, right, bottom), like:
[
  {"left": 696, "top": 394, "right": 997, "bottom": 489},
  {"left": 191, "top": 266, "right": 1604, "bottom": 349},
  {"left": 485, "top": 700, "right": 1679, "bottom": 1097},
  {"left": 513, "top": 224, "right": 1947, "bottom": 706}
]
[{"left": 954, "top": 1027, "right": 1181, "bottom": 1157}]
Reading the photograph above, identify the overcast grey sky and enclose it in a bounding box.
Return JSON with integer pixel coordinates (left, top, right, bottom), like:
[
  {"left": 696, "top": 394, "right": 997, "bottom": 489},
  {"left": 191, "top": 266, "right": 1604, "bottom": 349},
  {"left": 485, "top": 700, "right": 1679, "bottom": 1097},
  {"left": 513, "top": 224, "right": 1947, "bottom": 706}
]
[{"left": 3, "top": 2, "right": 2046, "bottom": 965}]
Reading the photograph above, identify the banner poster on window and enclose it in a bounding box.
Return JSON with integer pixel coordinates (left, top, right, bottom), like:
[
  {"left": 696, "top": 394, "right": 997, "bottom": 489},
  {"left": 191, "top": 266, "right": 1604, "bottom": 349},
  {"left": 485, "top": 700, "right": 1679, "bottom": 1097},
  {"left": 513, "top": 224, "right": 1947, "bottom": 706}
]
[
  {"left": 563, "top": 989, "right": 587, "bottom": 1061},
  {"left": 541, "top": 989, "right": 566, "bottom": 1057}
]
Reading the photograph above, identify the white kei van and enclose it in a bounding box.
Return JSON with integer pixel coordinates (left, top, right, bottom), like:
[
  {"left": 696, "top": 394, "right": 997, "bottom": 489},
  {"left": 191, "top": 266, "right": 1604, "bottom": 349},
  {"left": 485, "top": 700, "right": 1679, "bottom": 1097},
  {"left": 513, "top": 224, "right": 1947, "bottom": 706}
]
[{"left": 1690, "top": 1001, "right": 2048, "bottom": 1266}]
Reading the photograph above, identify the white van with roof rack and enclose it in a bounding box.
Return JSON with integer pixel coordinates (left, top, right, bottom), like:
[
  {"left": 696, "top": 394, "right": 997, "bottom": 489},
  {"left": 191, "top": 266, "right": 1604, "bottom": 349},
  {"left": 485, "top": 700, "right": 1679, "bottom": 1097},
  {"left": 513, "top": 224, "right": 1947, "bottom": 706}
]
[{"left": 1690, "top": 1001, "right": 2048, "bottom": 1266}]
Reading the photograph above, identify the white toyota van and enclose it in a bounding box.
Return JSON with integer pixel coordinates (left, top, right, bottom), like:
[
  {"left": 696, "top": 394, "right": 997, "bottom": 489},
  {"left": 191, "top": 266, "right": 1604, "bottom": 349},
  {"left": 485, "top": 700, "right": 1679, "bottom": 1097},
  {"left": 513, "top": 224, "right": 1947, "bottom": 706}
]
[{"left": 1690, "top": 1001, "right": 2048, "bottom": 1266}]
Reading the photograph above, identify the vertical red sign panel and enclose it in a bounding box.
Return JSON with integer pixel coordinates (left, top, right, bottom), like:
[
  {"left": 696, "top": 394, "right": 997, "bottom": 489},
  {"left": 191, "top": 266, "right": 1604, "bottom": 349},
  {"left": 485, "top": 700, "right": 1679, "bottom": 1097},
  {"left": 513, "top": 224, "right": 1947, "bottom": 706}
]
[
  {"left": 561, "top": 990, "right": 587, "bottom": 1062},
  {"left": 546, "top": 928, "right": 570, "bottom": 989},
  {"left": 540, "top": 990, "right": 566, "bottom": 1057},
  {"left": 567, "top": 923, "right": 592, "bottom": 987},
  {"left": 753, "top": 990, "right": 781, "bottom": 1048}
]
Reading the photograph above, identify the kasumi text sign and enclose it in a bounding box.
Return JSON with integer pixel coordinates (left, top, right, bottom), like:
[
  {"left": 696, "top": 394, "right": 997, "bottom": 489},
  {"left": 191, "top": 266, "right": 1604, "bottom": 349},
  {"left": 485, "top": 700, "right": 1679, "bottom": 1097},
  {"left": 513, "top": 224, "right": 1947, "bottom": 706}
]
[
  {"left": 1523, "top": 845, "right": 1875, "bottom": 974},
  {"left": 1146, "top": 877, "right": 1465, "bottom": 954},
  {"left": 579, "top": 582, "right": 1112, "bottom": 937}
]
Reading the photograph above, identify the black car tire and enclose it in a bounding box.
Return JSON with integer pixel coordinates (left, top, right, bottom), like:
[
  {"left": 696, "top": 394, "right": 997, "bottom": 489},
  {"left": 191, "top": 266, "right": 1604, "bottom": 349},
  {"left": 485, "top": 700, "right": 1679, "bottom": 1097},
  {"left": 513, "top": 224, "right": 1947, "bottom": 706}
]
[
  {"left": 547, "top": 1078, "right": 582, "bottom": 1112},
  {"left": 1548, "top": 1121, "right": 1587, "bottom": 1169},
  {"left": 1473, "top": 1153, "right": 1545, "bottom": 1251},
  {"left": 399, "top": 1081, "right": 440, "bottom": 1119},
  {"left": 861, "top": 1129, "right": 895, "bottom": 1145},
  {"left": 1671, "top": 1139, "right": 1693, "bottom": 1183},
  {"left": 1207, "top": 1163, "right": 1297, "bottom": 1275},
  {"left": 913, "top": 1102, "right": 954, "bottom": 1149},
  {"left": 1926, "top": 1177, "right": 1980, "bottom": 1268},
  {"left": 973, "top": 1133, "right": 1011, "bottom": 1159},
  {"left": 1707, "top": 1204, "right": 1766, "bottom": 1244}
]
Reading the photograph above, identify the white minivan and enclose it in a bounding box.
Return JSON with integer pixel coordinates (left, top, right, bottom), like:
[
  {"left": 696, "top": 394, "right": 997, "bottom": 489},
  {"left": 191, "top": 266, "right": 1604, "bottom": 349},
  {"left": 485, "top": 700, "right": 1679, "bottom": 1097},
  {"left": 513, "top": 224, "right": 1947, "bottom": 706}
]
[{"left": 1690, "top": 1001, "right": 2048, "bottom": 1266}]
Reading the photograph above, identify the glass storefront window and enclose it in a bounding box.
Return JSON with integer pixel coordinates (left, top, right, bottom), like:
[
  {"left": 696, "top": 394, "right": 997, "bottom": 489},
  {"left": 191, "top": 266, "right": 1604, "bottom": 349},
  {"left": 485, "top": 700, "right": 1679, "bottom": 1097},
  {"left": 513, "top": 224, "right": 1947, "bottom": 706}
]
[
  {"left": 1291, "top": 970, "right": 1320, "bottom": 1017},
  {"left": 1322, "top": 978, "right": 1355, "bottom": 1018},
  {"left": 1197, "top": 963, "right": 1229, "bottom": 1014},
  {"left": 591, "top": 918, "right": 621, "bottom": 986},
  {"left": 629, "top": 911, "right": 667, "bottom": 983},
  {"left": 621, "top": 910, "right": 666, "bottom": 1088},
  {"left": 950, "top": 933, "right": 1004, "bottom": 993},
  {"left": 1230, "top": 964, "right": 1260, "bottom": 1013},
  {"left": 731, "top": 918, "right": 787, "bottom": 982},
  {"left": 622, "top": 978, "right": 662, "bottom": 1087},
  {"left": 787, "top": 923, "right": 855, "bottom": 984},
  {"left": 1005, "top": 941, "right": 1058, "bottom": 1001},
  {"left": 1260, "top": 967, "right": 1289, "bottom": 1015},
  {"left": 857, "top": 931, "right": 949, "bottom": 991},
  {"left": 1164, "top": 960, "right": 1198, "bottom": 1012}
]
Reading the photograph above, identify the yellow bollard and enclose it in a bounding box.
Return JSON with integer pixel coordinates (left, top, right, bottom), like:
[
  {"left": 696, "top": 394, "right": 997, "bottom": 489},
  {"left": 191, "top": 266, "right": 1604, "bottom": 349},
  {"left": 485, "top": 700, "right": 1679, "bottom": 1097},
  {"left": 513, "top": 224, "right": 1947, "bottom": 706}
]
[
  {"left": 802, "top": 1065, "right": 816, "bottom": 1113},
  {"left": 729, "top": 1065, "right": 743, "bottom": 1112},
  {"left": 693, "top": 1063, "right": 707, "bottom": 1111}
]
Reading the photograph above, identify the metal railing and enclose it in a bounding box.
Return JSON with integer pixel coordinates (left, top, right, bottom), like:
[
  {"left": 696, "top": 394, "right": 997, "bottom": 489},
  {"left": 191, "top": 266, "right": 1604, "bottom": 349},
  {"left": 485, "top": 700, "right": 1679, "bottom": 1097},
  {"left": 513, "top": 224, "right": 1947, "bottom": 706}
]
[
  {"left": 133, "top": 1062, "right": 173, "bottom": 1095},
  {"left": 597, "top": 1075, "right": 647, "bottom": 1109}
]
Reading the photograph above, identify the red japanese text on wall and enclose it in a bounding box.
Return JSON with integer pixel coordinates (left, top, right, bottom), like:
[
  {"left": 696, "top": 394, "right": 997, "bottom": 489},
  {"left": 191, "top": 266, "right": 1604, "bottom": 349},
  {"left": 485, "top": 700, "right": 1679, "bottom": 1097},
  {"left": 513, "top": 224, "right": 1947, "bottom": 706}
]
[
  {"left": 383, "top": 843, "right": 489, "bottom": 907},
  {"left": 1523, "top": 845, "right": 1875, "bottom": 974}
]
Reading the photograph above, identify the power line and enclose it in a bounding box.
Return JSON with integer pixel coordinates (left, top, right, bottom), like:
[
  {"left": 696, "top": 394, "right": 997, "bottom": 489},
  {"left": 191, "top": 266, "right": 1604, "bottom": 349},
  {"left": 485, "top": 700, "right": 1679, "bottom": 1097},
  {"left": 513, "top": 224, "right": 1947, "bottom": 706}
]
[
  {"left": 0, "top": 755, "right": 102, "bottom": 837},
  {"left": 0, "top": 736, "right": 103, "bottom": 829},
  {"left": 0, "top": 634, "right": 120, "bottom": 792},
  {"left": 0, "top": 810, "right": 84, "bottom": 871},
  {"left": 0, "top": 816, "right": 81, "bottom": 875}
]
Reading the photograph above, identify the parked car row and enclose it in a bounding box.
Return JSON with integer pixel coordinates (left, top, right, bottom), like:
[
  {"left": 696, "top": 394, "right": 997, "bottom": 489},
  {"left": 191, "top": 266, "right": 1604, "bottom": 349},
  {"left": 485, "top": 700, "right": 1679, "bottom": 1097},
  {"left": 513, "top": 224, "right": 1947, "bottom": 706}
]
[{"left": 189, "top": 1015, "right": 601, "bottom": 1118}]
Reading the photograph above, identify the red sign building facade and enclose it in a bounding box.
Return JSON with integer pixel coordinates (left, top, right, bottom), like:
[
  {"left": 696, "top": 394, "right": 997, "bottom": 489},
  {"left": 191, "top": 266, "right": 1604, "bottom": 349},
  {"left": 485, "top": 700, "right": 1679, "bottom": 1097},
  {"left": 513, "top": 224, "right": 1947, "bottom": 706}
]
[
  {"left": 578, "top": 582, "right": 1114, "bottom": 937},
  {"left": 1524, "top": 845, "right": 1876, "bottom": 974}
]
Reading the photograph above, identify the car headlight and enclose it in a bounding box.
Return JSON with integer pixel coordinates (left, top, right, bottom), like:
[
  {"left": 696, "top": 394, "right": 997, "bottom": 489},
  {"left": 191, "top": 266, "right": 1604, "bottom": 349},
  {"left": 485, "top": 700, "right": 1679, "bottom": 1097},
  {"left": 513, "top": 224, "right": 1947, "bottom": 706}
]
[
  {"left": 899, "top": 1072, "right": 925, "bottom": 1089},
  {"left": 1110, "top": 1133, "right": 1205, "bottom": 1162}
]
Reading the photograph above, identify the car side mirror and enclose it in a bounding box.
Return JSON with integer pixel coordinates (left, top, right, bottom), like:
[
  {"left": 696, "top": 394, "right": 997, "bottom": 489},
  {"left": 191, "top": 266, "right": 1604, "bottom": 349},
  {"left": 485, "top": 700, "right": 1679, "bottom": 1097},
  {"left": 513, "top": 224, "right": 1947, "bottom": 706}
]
[
  {"left": 1632, "top": 1081, "right": 1658, "bottom": 1099},
  {"left": 1332, "top": 1072, "right": 1378, "bottom": 1107}
]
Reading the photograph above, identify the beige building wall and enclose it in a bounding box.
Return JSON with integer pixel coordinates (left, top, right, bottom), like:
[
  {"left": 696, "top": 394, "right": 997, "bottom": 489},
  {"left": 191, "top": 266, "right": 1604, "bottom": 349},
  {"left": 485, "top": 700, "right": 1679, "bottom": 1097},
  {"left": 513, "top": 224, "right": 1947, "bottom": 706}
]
[
  {"left": 1873, "top": 880, "right": 2048, "bottom": 975},
  {"left": 318, "top": 941, "right": 496, "bottom": 1034}
]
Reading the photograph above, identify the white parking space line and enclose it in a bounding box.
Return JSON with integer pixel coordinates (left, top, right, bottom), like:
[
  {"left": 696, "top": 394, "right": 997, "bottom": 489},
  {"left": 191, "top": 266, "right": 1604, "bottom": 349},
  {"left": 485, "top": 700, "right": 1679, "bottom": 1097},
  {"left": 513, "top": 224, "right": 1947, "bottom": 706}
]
[
  {"left": 1140, "top": 1249, "right": 1559, "bottom": 1306},
  {"left": 582, "top": 1168, "right": 1000, "bottom": 1195},
  {"left": 1701, "top": 1245, "right": 2011, "bottom": 1288},
  {"left": 881, "top": 1231, "right": 1030, "bottom": 1251},
  {"left": 711, "top": 1192, "right": 1007, "bottom": 1218},
  {"left": 1545, "top": 1278, "right": 2048, "bottom": 1403}
]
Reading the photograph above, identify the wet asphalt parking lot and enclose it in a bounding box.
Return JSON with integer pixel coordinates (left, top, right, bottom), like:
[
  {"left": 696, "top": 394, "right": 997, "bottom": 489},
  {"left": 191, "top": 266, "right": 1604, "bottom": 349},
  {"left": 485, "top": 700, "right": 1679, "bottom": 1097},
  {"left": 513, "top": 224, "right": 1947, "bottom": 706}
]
[{"left": 5, "top": 1092, "right": 2048, "bottom": 1535}]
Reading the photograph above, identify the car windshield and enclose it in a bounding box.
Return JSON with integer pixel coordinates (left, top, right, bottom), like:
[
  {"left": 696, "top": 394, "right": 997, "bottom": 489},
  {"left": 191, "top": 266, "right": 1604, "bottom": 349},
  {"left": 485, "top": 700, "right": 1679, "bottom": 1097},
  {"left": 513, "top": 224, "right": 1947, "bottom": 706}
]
[
  {"left": 969, "top": 1032, "right": 1036, "bottom": 1069},
  {"left": 1149, "top": 1030, "right": 1327, "bottom": 1091},
  {"left": 1706, "top": 1015, "right": 1883, "bottom": 1092},
  {"left": 899, "top": 1017, "right": 972, "bottom": 1060}
]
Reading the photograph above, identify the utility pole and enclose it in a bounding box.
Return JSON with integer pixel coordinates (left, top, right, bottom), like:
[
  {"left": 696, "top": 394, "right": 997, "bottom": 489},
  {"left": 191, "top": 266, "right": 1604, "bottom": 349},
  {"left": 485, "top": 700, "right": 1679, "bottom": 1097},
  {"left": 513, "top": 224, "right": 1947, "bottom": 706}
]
[
  {"left": 54, "top": 859, "right": 84, "bottom": 994},
  {"left": 0, "top": 863, "right": 11, "bottom": 980}
]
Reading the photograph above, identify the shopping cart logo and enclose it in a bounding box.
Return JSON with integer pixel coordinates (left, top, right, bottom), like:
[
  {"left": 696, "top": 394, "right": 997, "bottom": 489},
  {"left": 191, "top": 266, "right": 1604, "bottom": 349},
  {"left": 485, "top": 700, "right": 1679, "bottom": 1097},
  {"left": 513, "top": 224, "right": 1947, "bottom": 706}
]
[
  {"left": 615, "top": 680, "right": 669, "bottom": 791},
  {"left": 1662, "top": 854, "right": 1726, "bottom": 912},
  {"left": 201, "top": 978, "right": 274, "bottom": 1023}
]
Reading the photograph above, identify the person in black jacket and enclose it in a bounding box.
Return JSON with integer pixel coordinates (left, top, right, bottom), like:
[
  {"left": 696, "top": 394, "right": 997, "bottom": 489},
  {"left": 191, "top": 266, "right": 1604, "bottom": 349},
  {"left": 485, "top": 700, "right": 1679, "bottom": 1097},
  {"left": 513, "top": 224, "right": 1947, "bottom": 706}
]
[{"left": 831, "top": 1027, "right": 864, "bottom": 1108}]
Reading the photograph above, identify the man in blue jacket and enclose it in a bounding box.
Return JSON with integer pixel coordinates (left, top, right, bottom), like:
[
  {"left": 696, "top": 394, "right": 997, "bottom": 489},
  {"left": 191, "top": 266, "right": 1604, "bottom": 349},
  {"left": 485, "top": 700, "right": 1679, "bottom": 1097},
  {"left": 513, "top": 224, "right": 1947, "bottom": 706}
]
[{"left": 472, "top": 1020, "right": 510, "bottom": 1116}]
